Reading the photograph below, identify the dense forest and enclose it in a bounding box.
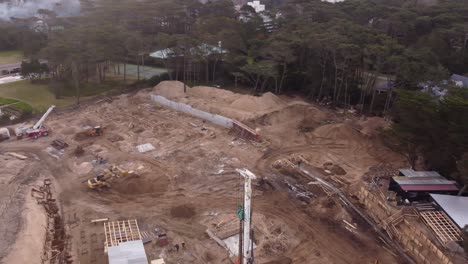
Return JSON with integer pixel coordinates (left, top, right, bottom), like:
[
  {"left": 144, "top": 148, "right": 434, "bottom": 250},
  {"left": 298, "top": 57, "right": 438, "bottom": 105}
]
[{"left": 0, "top": 0, "right": 467, "bottom": 190}]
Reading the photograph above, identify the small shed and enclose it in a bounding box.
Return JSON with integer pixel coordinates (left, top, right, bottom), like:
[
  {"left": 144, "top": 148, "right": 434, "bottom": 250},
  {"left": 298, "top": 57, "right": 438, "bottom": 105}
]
[{"left": 389, "top": 169, "right": 459, "bottom": 202}]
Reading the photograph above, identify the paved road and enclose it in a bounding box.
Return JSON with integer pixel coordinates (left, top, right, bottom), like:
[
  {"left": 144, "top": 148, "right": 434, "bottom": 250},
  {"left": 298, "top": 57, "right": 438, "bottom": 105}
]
[
  {"left": 0, "top": 62, "right": 21, "bottom": 72},
  {"left": 0, "top": 75, "right": 22, "bottom": 85}
]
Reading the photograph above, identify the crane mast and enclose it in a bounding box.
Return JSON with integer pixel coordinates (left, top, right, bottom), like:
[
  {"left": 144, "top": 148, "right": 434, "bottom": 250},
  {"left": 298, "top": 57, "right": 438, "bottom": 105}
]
[
  {"left": 33, "top": 105, "right": 56, "bottom": 130},
  {"left": 237, "top": 168, "right": 256, "bottom": 264}
]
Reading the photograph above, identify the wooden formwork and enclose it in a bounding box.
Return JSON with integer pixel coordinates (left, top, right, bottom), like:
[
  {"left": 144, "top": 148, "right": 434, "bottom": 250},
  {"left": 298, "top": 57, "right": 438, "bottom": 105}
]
[
  {"left": 419, "top": 211, "right": 463, "bottom": 245},
  {"left": 232, "top": 120, "right": 260, "bottom": 142},
  {"left": 104, "top": 219, "right": 142, "bottom": 248}
]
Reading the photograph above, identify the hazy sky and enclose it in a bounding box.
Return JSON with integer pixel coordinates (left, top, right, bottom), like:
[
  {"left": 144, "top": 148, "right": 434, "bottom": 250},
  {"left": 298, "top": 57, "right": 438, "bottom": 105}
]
[{"left": 0, "top": 0, "right": 81, "bottom": 20}]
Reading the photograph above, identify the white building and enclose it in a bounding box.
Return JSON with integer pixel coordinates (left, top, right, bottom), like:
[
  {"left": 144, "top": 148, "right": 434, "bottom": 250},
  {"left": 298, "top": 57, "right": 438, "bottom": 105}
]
[{"left": 247, "top": 1, "right": 265, "bottom": 13}]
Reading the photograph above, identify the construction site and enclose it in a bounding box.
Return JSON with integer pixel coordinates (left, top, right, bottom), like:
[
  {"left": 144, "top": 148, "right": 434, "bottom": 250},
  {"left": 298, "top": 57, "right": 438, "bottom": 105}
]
[{"left": 0, "top": 81, "right": 466, "bottom": 264}]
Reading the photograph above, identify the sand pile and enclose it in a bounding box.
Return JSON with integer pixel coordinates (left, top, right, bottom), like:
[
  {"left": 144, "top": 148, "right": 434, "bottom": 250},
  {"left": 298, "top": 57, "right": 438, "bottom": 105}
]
[
  {"left": 188, "top": 86, "right": 239, "bottom": 102},
  {"left": 255, "top": 103, "right": 328, "bottom": 128},
  {"left": 358, "top": 117, "right": 389, "bottom": 137},
  {"left": 153, "top": 81, "right": 189, "bottom": 99},
  {"left": 230, "top": 92, "right": 284, "bottom": 113},
  {"left": 313, "top": 123, "right": 363, "bottom": 142}
]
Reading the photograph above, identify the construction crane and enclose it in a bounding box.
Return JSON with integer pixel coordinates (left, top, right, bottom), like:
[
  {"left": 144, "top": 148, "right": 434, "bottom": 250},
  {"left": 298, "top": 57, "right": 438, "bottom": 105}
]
[
  {"left": 15, "top": 105, "right": 56, "bottom": 139},
  {"left": 33, "top": 105, "right": 56, "bottom": 130},
  {"left": 236, "top": 168, "right": 256, "bottom": 264}
]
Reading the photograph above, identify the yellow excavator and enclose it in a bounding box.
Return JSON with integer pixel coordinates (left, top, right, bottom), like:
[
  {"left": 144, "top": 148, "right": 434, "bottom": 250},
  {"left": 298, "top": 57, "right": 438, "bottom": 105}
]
[{"left": 87, "top": 165, "right": 138, "bottom": 189}]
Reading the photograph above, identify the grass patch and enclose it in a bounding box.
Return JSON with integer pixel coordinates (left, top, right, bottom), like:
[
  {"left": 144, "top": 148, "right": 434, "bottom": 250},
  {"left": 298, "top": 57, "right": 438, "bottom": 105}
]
[
  {"left": 9, "top": 101, "right": 34, "bottom": 114},
  {"left": 0, "top": 97, "right": 18, "bottom": 105},
  {"left": 58, "top": 80, "right": 120, "bottom": 97},
  {"left": 0, "top": 50, "right": 23, "bottom": 64},
  {"left": 0, "top": 96, "right": 34, "bottom": 119},
  {"left": 0, "top": 80, "right": 75, "bottom": 111}
]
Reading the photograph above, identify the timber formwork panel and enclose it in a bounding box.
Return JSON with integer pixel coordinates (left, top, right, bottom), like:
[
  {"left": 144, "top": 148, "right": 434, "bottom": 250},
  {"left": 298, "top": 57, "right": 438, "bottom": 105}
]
[
  {"left": 419, "top": 211, "right": 463, "bottom": 245},
  {"left": 232, "top": 120, "right": 260, "bottom": 142},
  {"left": 104, "top": 219, "right": 142, "bottom": 248}
]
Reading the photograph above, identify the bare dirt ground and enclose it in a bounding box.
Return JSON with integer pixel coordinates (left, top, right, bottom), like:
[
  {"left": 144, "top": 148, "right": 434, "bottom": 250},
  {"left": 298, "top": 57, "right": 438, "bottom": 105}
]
[{"left": 0, "top": 81, "right": 411, "bottom": 264}]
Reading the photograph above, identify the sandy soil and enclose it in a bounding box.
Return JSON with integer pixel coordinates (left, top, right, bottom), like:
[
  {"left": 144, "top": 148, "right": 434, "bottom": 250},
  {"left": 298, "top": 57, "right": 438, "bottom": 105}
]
[
  {"left": 0, "top": 81, "right": 413, "bottom": 264},
  {"left": 3, "top": 184, "right": 47, "bottom": 264}
]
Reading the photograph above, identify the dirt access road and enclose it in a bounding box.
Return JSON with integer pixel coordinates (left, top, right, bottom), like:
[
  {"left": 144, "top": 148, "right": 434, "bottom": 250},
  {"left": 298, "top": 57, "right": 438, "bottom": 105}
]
[{"left": 0, "top": 81, "right": 409, "bottom": 264}]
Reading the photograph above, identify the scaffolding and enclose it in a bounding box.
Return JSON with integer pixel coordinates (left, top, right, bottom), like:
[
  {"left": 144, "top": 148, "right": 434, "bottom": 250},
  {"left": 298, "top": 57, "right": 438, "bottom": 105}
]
[
  {"left": 419, "top": 211, "right": 463, "bottom": 245},
  {"left": 104, "top": 220, "right": 142, "bottom": 249}
]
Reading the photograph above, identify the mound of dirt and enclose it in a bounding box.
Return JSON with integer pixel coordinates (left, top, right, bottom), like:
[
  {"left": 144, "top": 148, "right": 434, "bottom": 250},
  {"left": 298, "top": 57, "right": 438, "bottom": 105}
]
[
  {"left": 107, "top": 134, "right": 124, "bottom": 143},
  {"left": 323, "top": 162, "right": 347, "bottom": 175},
  {"left": 153, "top": 81, "right": 188, "bottom": 99},
  {"left": 313, "top": 123, "right": 363, "bottom": 142},
  {"left": 60, "top": 127, "right": 76, "bottom": 135},
  {"left": 230, "top": 92, "right": 284, "bottom": 113},
  {"left": 170, "top": 204, "right": 196, "bottom": 219},
  {"left": 358, "top": 117, "right": 389, "bottom": 137},
  {"left": 74, "top": 132, "right": 88, "bottom": 141},
  {"left": 188, "top": 86, "right": 239, "bottom": 102},
  {"left": 255, "top": 103, "right": 327, "bottom": 128},
  {"left": 113, "top": 174, "right": 169, "bottom": 195}
]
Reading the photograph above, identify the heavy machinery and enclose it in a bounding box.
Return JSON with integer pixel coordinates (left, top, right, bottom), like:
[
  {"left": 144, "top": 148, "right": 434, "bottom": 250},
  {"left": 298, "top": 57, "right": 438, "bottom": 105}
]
[
  {"left": 74, "top": 126, "right": 103, "bottom": 141},
  {"left": 51, "top": 139, "right": 69, "bottom": 150},
  {"left": 87, "top": 165, "right": 138, "bottom": 189},
  {"left": 86, "top": 126, "right": 103, "bottom": 137},
  {"left": 15, "top": 105, "right": 56, "bottom": 139}
]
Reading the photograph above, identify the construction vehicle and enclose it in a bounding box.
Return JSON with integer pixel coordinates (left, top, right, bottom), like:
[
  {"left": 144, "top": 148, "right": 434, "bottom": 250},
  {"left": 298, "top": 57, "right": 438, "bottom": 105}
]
[
  {"left": 74, "top": 126, "right": 103, "bottom": 141},
  {"left": 15, "top": 105, "right": 56, "bottom": 139},
  {"left": 51, "top": 139, "right": 68, "bottom": 150},
  {"left": 87, "top": 165, "right": 138, "bottom": 189},
  {"left": 86, "top": 126, "right": 103, "bottom": 137}
]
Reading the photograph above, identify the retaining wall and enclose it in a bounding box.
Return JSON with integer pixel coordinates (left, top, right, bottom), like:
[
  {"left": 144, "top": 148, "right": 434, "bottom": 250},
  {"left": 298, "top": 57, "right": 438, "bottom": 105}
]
[
  {"left": 150, "top": 95, "right": 233, "bottom": 128},
  {"left": 357, "top": 186, "right": 453, "bottom": 264}
]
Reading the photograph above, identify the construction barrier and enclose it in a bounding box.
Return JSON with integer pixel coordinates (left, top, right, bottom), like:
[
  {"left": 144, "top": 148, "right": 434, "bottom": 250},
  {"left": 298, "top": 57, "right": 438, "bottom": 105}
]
[{"left": 150, "top": 95, "right": 233, "bottom": 128}]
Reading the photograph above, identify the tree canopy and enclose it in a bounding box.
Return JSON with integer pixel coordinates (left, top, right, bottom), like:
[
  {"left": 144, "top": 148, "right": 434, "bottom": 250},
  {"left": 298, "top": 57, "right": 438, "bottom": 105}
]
[{"left": 2, "top": 0, "right": 467, "bottom": 184}]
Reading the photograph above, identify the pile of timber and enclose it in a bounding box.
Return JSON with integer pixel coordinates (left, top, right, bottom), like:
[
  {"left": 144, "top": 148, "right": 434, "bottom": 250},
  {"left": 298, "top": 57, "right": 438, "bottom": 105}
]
[{"left": 31, "top": 179, "right": 72, "bottom": 264}]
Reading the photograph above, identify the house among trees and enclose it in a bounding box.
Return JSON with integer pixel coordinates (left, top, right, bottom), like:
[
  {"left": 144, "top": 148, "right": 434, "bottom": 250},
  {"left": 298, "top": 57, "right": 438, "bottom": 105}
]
[
  {"left": 451, "top": 74, "right": 468, "bottom": 88},
  {"left": 388, "top": 169, "right": 459, "bottom": 202},
  {"left": 149, "top": 43, "right": 227, "bottom": 82}
]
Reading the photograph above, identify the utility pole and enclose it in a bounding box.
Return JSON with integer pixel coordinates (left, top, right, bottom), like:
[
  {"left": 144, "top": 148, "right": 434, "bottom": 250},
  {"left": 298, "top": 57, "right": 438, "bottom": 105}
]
[{"left": 237, "top": 168, "right": 256, "bottom": 264}]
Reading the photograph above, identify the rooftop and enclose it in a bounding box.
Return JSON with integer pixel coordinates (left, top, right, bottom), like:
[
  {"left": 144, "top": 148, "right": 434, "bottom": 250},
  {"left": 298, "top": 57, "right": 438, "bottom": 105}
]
[
  {"left": 104, "top": 219, "right": 142, "bottom": 248},
  {"left": 398, "top": 169, "right": 441, "bottom": 178},
  {"left": 400, "top": 184, "right": 459, "bottom": 192},
  {"left": 108, "top": 240, "right": 148, "bottom": 264},
  {"left": 450, "top": 74, "right": 468, "bottom": 88},
  {"left": 430, "top": 193, "right": 468, "bottom": 229},
  {"left": 392, "top": 169, "right": 459, "bottom": 192},
  {"left": 150, "top": 43, "right": 227, "bottom": 59},
  {"left": 393, "top": 177, "right": 456, "bottom": 185}
]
